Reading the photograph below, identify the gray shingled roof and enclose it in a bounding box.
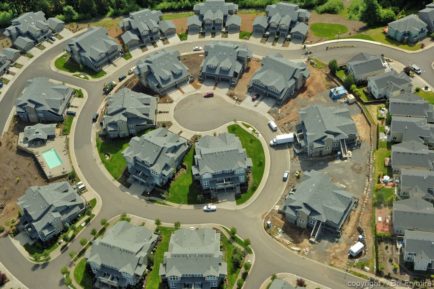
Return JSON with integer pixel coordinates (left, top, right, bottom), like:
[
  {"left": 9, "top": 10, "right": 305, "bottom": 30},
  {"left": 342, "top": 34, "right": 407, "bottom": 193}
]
[
  {"left": 347, "top": 53, "right": 386, "bottom": 80},
  {"left": 23, "top": 123, "right": 56, "bottom": 143},
  {"left": 159, "top": 20, "right": 176, "bottom": 34},
  {"left": 14, "top": 36, "right": 34, "bottom": 51},
  {"left": 16, "top": 77, "right": 73, "bottom": 117},
  {"left": 419, "top": 5, "right": 434, "bottom": 26},
  {"left": 400, "top": 169, "right": 434, "bottom": 199},
  {"left": 226, "top": 15, "right": 241, "bottom": 27},
  {"left": 5, "top": 11, "right": 48, "bottom": 39},
  {"left": 391, "top": 141, "right": 434, "bottom": 171},
  {"left": 103, "top": 88, "right": 156, "bottom": 132},
  {"left": 389, "top": 93, "right": 434, "bottom": 121},
  {"left": 404, "top": 230, "right": 434, "bottom": 260},
  {"left": 201, "top": 42, "right": 251, "bottom": 78},
  {"left": 193, "top": 133, "right": 251, "bottom": 176},
  {"left": 253, "top": 16, "right": 268, "bottom": 29},
  {"left": 299, "top": 104, "right": 357, "bottom": 147},
  {"left": 393, "top": 197, "right": 434, "bottom": 232},
  {"left": 269, "top": 279, "right": 298, "bottom": 289},
  {"left": 135, "top": 49, "right": 190, "bottom": 91},
  {"left": 123, "top": 128, "right": 188, "bottom": 177},
  {"left": 368, "top": 70, "right": 411, "bottom": 91},
  {"left": 266, "top": 2, "right": 299, "bottom": 21},
  {"left": 291, "top": 22, "right": 308, "bottom": 36},
  {"left": 0, "top": 48, "right": 20, "bottom": 61},
  {"left": 67, "top": 27, "right": 120, "bottom": 62},
  {"left": 188, "top": 15, "right": 202, "bottom": 27},
  {"left": 121, "top": 30, "right": 139, "bottom": 45},
  {"left": 390, "top": 116, "right": 432, "bottom": 144},
  {"left": 389, "top": 14, "right": 428, "bottom": 34},
  {"left": 17, "top": 182, "right": 84, "bottom": 239},
  {"left": 194, "top": 0, "right": 238, "bottom": 20},
  {"left": 87, "top": 221, "right": 157, "bottom": 276},
  {"left": 250, "top": 54, "right": 308, "bottom": 100},
  {"left": 160, "top": 228, "right": 227, "bottom": 278},
  {"left": 281, "top": 171, "right": 355, "bottom": 229}
]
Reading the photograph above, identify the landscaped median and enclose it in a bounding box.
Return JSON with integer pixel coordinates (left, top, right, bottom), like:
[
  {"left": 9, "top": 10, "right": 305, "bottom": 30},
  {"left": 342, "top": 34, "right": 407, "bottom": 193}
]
[{"left": 54, "top": 53, "right": 106, "bottom": 79}]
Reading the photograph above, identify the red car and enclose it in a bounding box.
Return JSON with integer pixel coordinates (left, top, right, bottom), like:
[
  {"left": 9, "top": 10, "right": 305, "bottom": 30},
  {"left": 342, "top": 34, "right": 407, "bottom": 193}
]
[{"left": 204, "top": 92, "right": 214, "bottom": 98}]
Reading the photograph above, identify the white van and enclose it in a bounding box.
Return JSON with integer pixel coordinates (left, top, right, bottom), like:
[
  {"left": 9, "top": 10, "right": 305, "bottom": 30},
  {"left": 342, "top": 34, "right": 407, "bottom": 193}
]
[{"left": 268, "top": 120, "right": 278, "bottom": 132}]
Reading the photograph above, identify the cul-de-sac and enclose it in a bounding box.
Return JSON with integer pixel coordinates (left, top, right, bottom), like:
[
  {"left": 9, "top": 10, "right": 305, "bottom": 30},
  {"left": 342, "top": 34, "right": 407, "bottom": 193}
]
[{"left": 0, "top": 0, "right": 433, "bottom": 288}]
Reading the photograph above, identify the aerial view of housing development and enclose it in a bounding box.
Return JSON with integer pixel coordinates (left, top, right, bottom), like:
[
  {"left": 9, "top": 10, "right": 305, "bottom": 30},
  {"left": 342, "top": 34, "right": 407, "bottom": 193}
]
[{"left": 0, "top": 0, "right": 434, "bottom": 288}]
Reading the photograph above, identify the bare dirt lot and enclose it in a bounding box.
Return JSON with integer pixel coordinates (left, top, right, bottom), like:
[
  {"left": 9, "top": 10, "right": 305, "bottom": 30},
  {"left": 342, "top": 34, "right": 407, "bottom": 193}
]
[
  {"left": 181, "top": 53, "right": 204, "bottom": 89},
  {"left": 228, "top": 58, "right": 261, "bottom": 101},
  {"left": 239, "top": 11, "right": 264, "bottom": 32},
  {"left": 0, "top": 120, "right": 48, "bottom": 231},
  {"left": 66, "top": 17, "right": 123, "bottom": 43},
  {"left": 171, "top": 18, "right": 188, "bottom": 34}
]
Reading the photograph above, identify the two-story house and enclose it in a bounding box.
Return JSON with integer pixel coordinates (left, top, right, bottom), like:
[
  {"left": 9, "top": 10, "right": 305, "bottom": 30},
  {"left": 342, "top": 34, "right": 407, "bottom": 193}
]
[
  {"left": 17, "top": 182, "right": 85, "bottom": 242},
  {"left": 134, "top": 50, "right": 191, "bottom": 95},
  {"left": 86, "top": 221, "right": 158, "bottom": 289},
  {"left": 102, "top": 88, "right": 157, "bottom": 138},
  {"left": 387, "top": 14, "right": 428, "bottom": 44},
  {"left": 188, "top": 0, "right": 239, "bottom": 34},
  {"left": 160, "top": 228, "right": 227, "bottom": 289},
  {"left": 248, "top": 54, "right": 309, "bottom": 105},
  {"left": 16, "top": 77, "right": 73, "bottom": 123},
  {"left": 419, "top": 3, "right": 434, "bottom": 32},
  {"left": 367, "top": 70, "right": 412, "bottom": 99},
  {"left": 393, "top": 197, "right": 434, "bottom": 235},
  {"left": 66, "top": 27, "right": 121, "bottom": 72},
  {"left": 192, "top": 133, "right": 252, "bottom": 196},
  {"left": 403, "top": 230, "right": 434, "bottom": 271},
  {"left": 346, "top": 53, "right": 389, "bottom": 83},
  {"left": 123, "top": 128, "right": 189, "bottom": 192}
]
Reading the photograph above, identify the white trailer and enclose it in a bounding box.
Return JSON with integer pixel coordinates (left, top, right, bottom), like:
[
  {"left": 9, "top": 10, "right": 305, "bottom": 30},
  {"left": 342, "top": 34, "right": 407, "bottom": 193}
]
[
  {"left": 349, "top": 241, "right": 364, "bottom": 257},
  {"left": 270, "top": 133, "right": 294, "bottom": 146}
]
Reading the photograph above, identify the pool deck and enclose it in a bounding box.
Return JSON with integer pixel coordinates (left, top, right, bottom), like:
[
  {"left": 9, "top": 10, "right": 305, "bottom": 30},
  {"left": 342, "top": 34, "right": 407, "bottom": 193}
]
[{"left": 17, "top": 135, "right": 72, "bottom": 180}]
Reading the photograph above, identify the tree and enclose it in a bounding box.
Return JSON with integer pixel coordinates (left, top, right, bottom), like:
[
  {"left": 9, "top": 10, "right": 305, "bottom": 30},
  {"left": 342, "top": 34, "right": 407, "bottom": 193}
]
[
  {"left": 69, "top": 251, "right": 76, "bottom": 259},
  {"left": 237, "top": 278, "right": 244, "bottom": 289},
  {"left": 155, "top": 219, "right": 161, "bottom": 226},
  {"left": 0, "top": 271, "right": 7, "bottom": 286},
  {"left": 243, "top": 262, "right": 251, "bottom": 271},
  {"left": 62, "top": 5, "right": 78, "bottom": 22},
  {"left": 91, "top": 228, "right": 97, "bottom": 236},
  {"left": 229, "top": 227, "right": 237, "bottom": 239},
  {"left": 243, "top": 238, "right": 251, "bottom": 248},
  {"left": 174, "top": 221, "right": 181, "bottom": 229},
  {"left": 328, "top": 59, "right": 338, "bottom": 75},
  {"left": 78, "top": 0, "right": 97, "bottom": 17},
  {"left": 60, "top": 266, "right": 69, "bottom": 275},
  {"left": 100, "top": 218, "right": 108, "bottom": 227},
  {"left": 431, "top": 32, "right": 434, "bottom": 40},
  {"left": 361, "top": 0, "right": 381, "bottom": 27},
  {"left": 296, "top": 278, "right": 307, "bottom": 287},
  {"left": 80, "top": 238, "right": 88, "bottom": 246},
  {"left": 380, "top": 8, "right": 396, "bottom": 24}
]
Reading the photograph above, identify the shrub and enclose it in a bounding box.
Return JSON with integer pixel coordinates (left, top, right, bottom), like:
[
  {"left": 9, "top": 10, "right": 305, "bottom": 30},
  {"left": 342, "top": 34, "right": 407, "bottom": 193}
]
[
  {"left": 61, "top": 266, "right": 69, "bottom": 275},
  {"left": 237, "top": 278, "right": 244, "bottom": 289},
  {"left": 155, "top": 219, "right": 161, "bottom": 226},
  {"left": 243, "top": 262, "right": 252, "bottom": 271},
  {"left": 100, "top": 218, "right": 108, "bottom": 227},
  {"left": 0, "top": 226, "right": 4, "bottom": 233},
  {"left": 431, "top": 32, "right": 434, "bottom": 40},
  {"left": 174, "top": 221, "right": 181, "bottom": 229},
  {"left": 343, "top": 74, "right": 355, "bottom": 90},
  {"left": 296, "top": 278, "right": 307, "bottom": 287},
  {"left": 316, "top": 0, "right": 344, "bottom": 14},
  {"left": 0, "top": 271, "right": 7, "bottom": 286},
  {"left": 91, "top": 228, "right": 97, "bottom": 236},
  {"left": 229, "top": 227, "right": 237, "bottom": 239},
  {"left": 241, "top": 271, "right": 248, "bottom": 280},
  {"left": 80, "top": 238, "right": 87, "bottom": 246}
]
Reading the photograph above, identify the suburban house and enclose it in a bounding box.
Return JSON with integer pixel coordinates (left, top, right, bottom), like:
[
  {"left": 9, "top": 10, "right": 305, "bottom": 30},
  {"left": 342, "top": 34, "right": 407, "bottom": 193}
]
[
  {"left": 346, "top": 53, "right": 389, "bottom": 83},
  {"left": 160, "top": 228, "right": 227, "bottom": 289},
  {"left": 248, "top": 54, "right": 309, "bottom": 105},
  {"left": 367, "top": 70, "right": 412, "bottom": 99},
  {"left": 120, "top": 9, "right": 176, "bottom": 50},
  {"left": 294, "top": 104, "right": 358, "bottom": 157},
  {"left": 389, "top": 93, "right": 434, "bottom": 121},
  {"left": 269, "top": 279, "right": 299, "bottom": 289},
  {"left": 389, "top": 116, "right": 434, "bottom": 145},
  {"left": 253, "top": 2, "right": 310, "bottom": 40},
  {"left": 16, "top": 77, "right": 73, "bottom": 123},
  {"left": 387, "top": 14, "right": 428, "bottom": 44},
  {"left": 134, "top": 50, "right": 191, "bottom": 95},
  {"left": 66, "top": 27, "right": 121, "bottom": 72},
  {"left": 86, "top": 221, "right": 158, "bottom": 289},
  {"left": 4, "top": 11, "right": 64, "bottom": 52},
  {"left": 19, "top": 123, "right": 56, "bottom": 147},
  {"left": 399, "top": 169, "right": 434, "bottom": 200},
  {"left": 192, "top": 133, "right": 252, "bottom": 196},
  {"left": 393, "top": 197, "right": 434, "bottom": 235},
  {"left": 0, "top": 48, "right": 20, "bottom": 76},
  {"left": 17, "top": 182, "right": 85, "bottom": 242},
  {"left": 123, "top": 128, "right": 189, "bottom": 192},
  {"left": 188, "top": 0, "right": 239, "bottom": 34},
  {"left": 280, "top": 171, "right": 356, "bottom": 238},
  {"left": 200, "top": 42, "right": 251, "bottom": 86},
  {"left": 403, "top": 230, "right": 434, "bottom": 271},
  {"left": 102, "top": 88, "right": 157, "bottom": 138},
  {"left": 419, "top": 3, "right": 434, "bottom": 32},
  {"left": 391, "top": 141, "right": 434, "bottom": 173}
]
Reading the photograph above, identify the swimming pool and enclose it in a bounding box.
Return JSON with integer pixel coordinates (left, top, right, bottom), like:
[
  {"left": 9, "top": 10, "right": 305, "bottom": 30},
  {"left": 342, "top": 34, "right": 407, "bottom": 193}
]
[{"left": 42, "top": 148, "right": 63, "bottom": 169}]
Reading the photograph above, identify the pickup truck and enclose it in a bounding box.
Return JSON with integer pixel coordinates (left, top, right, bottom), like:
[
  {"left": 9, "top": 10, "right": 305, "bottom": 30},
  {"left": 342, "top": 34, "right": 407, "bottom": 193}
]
[{"left": 103, "top": 81, "right": 117, "bottom": 94}]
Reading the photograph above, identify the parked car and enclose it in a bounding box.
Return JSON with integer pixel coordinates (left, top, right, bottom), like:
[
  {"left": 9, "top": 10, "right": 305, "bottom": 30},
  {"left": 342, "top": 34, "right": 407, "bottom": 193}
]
[
  {"left": 268, "top": 120, "right": 278, "bottom": 132},
  {"left": 0, "top": 81, "right": 3, "bottom": 88},
  {"left": 118, "top": 75, "right": 127, "bottom": 81},
  {"left": 203, "top": 204, "right": 217, "bottom": 212},
  {"left": 66, "top": 110, "right": 76, "bottom": 116},
  {"left": 128, "top": 66, "right": 136, "bottom": 75},
  {"left": 204, "top": 92, "right": 214, "bottom": 98},
  {"left": 193, "top": 46, "right": 203, "bottom": 51},
  {"left": 92, "top": 112, "right": 99, "bottom": 122},
  {"left": 103, "top": 81, "right": 117, "bottom": 94},
  {"left": 283, "top": 170, "right": 289, "bottom": 181},
  {"left": 411, "top": 64, "right": 422, "bottom": 75}
]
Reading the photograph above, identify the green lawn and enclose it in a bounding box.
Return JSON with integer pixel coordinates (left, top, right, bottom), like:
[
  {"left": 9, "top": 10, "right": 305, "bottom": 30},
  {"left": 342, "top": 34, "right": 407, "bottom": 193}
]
[
  {"left": 336, "top": 69, "right": 346, "bottom": 82},
  {"left": 178, "top": 32, "right": 188, "bottom": 41},
  {"left": 162, "top": 12, "right": 194, "bottom": 20},
  {"left": 96, "top": 135, "right": 130, "bottom": 180},
  {"left": 122, "top": 52, "right": 132, "bottom": 60},
  {"left": 55, "top": 53, "right": 106, "bottom": 78},
  {"left": 166, "top": 146, "right": 203, "bottom": 204},
  {"left": 221, "top": 234, "right": 244, "bottom": 289},
  {"left": 417, "top": 90, "right": 434, "bottom": 105},
  {"left": 348, "top": 27, "right": 423, "bottom": 51},
  {"left": 88, "top": 198, "right": 97, "bottom": 209},
  {"left": 310, "top": 23, "right": 348, "bottom": 39},
  {"left": 145, "top": 227, "right": 174, "bottom": 289},
  {"left": 374, "top": 187, "right": 394, "bottom": 207},
  {"left": 227, "top": 124, "right": 265, "bottom": 205},
  {"left": 63, "top": 115, "right": 74, "bottom": 135},
  {"left": 74, "top": 258, "right": 94, "bottom": 289},
  {"left": 374, "top": 148, "right": 391, "bottom": 180},
  {"left": 239, "top": 31, "right": 252, "bottom": 40}
]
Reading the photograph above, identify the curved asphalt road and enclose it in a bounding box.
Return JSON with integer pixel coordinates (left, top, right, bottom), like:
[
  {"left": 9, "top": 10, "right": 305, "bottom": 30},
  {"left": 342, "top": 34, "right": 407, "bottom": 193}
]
[{"left": 0, "top": 35, "right": 432, "bottom": 289}]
